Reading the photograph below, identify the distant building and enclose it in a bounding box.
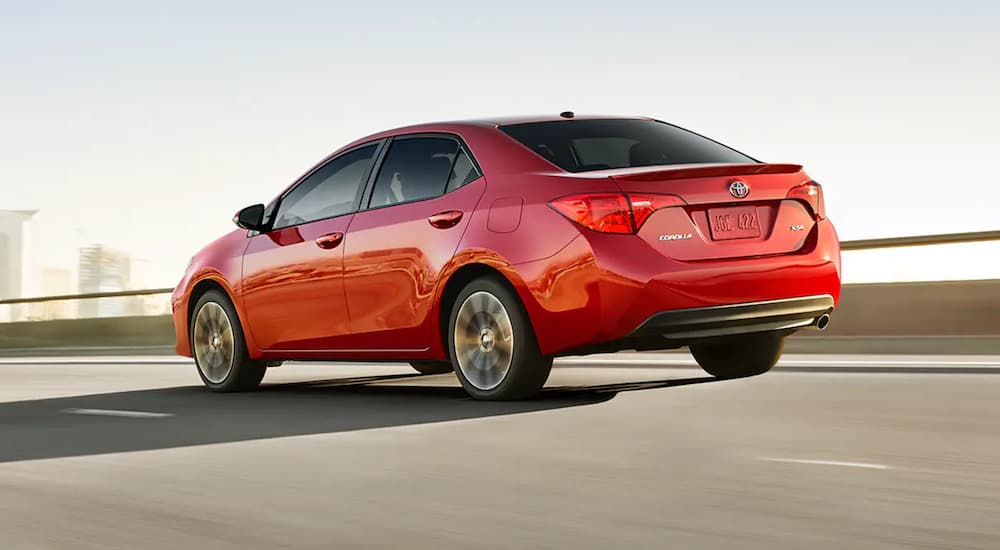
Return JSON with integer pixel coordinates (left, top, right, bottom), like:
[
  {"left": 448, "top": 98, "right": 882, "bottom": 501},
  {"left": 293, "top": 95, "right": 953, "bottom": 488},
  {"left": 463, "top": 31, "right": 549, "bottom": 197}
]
[
  {"left": 40, "top": 267, "right": 73, "bottom": 320},
  {"left": 78, "top": 245, "right": 132, "bottom": 317},
  {"left": 0, "top": 210, "right": 37, "bottom": 322},
  {"left": 125, "top": 257, "right": 169, "bottom": 316},
  {"left": 0, "top": 210, "right": 36, "bottom": 300}
]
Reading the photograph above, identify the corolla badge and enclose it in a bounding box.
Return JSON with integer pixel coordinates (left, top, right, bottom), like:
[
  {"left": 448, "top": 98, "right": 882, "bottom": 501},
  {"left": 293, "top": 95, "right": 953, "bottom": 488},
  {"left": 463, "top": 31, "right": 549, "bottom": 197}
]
[
  {"left": 729, "top": 180, "right": 750, "bottom": 199},
  {"left": 658, "top": 233, "right": 693, "bottom": 241}
]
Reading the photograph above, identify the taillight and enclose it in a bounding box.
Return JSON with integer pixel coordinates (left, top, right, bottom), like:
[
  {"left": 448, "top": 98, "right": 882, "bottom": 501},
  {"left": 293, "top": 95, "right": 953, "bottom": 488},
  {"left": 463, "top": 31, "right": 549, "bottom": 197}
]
[
  {"left": 549, "top": 193, "right": 685, "bottom": 234},
  {"left": 549, "top": 193, "right": 633, "bottom": 233},
  {"left": 786, "top": 181, "right": 826, "bottom": 220}
]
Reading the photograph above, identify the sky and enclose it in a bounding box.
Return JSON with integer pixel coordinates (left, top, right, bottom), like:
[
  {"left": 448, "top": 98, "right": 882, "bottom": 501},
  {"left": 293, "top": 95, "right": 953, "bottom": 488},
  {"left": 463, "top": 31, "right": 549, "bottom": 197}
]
[{"left": 2, "top": 0, "right": 999, "bottom": 291}]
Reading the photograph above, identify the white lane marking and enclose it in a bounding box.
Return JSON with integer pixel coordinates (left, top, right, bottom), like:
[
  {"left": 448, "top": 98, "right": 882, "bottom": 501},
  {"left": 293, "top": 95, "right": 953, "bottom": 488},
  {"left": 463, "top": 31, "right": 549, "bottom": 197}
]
[
  {"left": 61, "top": 408, "right": 174, "bottom": 419},
  {"left": 785, "top": 360, "right": 1000, "bottom": 366},
  {"left": 760, "top": 457, "right": 889, "bottom": 470},
  {"left": 557, "top": 358, "right": 1000, "bottom": 367}
]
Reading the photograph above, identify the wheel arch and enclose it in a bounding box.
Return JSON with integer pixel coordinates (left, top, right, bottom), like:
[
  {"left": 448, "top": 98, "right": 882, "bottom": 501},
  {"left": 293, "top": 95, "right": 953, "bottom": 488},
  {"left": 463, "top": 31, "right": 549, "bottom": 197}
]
[
  {"left": 433, "top": 261, "right": 535, "bottom": 358},
  {"left": 185, "top": 275, "right": 265, "bottom": 359},
  {"left": 187, "top": 279, "right": 230, "bottom": 330}
]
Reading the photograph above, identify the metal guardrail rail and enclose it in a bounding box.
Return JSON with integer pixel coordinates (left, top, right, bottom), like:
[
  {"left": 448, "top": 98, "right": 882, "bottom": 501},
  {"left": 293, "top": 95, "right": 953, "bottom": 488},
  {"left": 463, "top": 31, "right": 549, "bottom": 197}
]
[
  {"left": 839, "top": 230, "right": 1000, "bottom": 251},
  {"left": 1, "top": 230, "right": 997, "bottom": 306},
  {"left": 0, "top": 288, "right": 175, "bottom": 306}
]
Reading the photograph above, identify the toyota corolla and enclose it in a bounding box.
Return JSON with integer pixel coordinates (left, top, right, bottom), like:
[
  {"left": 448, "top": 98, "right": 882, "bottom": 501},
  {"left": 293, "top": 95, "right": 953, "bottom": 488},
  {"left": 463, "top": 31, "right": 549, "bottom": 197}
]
[{"left": 172, "top": 114, "right": 841, "bottom": 400}]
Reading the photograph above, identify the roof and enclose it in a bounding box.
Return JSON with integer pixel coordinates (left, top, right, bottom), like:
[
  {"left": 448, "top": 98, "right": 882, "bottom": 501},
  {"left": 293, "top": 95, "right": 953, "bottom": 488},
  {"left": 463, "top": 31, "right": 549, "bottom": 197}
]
[
  {"left": 448, "top": 113, "right": 651, "bottom": 127},
  {"left": 335, "top": 114, "right": 655, "bottom": 159}
]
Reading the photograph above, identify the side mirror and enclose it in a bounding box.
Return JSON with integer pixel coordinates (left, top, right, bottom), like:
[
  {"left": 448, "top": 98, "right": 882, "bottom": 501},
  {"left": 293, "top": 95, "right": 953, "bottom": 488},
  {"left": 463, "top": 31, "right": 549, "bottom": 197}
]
[{"left": 233, "top": 204, "right": 266, "bottom": 231}]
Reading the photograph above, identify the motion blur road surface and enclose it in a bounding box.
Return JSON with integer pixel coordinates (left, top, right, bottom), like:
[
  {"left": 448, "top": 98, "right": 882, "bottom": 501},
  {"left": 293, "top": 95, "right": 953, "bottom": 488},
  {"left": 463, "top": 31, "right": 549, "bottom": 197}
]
[{"left": 2, "top": 354, "right": 1000, "bottom": 549}]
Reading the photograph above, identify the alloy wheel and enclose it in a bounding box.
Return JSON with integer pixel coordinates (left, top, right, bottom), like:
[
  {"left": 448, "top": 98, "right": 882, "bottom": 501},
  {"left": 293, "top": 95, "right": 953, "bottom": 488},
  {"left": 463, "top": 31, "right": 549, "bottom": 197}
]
[
  {"left": 193, "top": 302, "right": 235, "bottom": 384},
  {"left": 453, "top": 291, "right": 515, "bottom": 391}
]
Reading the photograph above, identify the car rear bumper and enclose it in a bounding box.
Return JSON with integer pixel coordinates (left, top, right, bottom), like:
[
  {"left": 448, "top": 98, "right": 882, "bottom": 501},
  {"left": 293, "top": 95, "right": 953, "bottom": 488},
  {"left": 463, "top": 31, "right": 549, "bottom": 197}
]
[
  {"left": 630, "top": 294, "right": 834, "bottom": 341},
  {"left": 511, "top": 219, "right": 842, "bottom": 356}
]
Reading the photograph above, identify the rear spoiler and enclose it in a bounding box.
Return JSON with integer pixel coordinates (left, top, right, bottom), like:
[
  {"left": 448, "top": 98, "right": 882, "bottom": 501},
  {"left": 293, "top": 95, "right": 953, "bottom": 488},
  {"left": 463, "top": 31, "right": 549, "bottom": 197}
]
[{"left": 610, "top": 163, "right": 803, "bottom": 183}]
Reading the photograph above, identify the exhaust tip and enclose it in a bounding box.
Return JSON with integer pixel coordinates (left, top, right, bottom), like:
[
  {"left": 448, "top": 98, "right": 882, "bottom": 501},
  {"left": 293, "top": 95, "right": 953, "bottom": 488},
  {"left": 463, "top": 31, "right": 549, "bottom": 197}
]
[{"left": 816, "top": 313, "right": 831, "bottom": 331}]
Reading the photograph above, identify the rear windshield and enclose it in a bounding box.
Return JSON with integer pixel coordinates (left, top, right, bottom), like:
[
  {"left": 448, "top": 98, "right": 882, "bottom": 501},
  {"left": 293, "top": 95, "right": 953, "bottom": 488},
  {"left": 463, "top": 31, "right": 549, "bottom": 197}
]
[{"left": 499, "top": 119, "right": 756, "bottom": 173}]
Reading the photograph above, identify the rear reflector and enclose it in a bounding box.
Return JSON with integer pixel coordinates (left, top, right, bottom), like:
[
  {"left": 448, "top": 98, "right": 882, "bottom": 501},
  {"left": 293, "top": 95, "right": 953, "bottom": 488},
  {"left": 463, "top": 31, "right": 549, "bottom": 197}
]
[{"left": 549, "top": 193, "right": 686, "bottom": 234}]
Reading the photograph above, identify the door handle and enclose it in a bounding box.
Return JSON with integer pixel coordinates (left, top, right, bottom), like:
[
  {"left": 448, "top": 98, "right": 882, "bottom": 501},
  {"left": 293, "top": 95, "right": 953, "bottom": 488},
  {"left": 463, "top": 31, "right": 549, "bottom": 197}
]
[
  {"left": 315, "top": 232, "right": 344, "bottom": 249},
  {"left": 428, "top": 210, "right": 463, "bottom": 229}
]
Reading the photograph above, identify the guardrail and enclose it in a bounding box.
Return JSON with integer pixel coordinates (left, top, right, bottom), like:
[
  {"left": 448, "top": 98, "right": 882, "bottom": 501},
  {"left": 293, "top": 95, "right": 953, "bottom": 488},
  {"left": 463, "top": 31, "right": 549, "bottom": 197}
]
[
  {"left": 0, "top": 288, "right": 174, "bottom": 306},
  {"left": 0, "top": 230, "right": 997, "bottom": 307},
  {"left": 839, "top": 230, "right": 1000, "bottom": 251}
]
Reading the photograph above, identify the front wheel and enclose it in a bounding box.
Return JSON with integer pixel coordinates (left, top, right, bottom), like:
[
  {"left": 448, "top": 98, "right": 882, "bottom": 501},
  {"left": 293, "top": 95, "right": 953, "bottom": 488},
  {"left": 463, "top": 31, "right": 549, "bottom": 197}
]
[
  {"left": 190, "top": 290, "right": 266, "bottom": 392},
  {"left": 448, "top": 277, "right": 552, "bottom": 400},
  {"left": 690, "top": 334, "right": 784, "bottom": 379}
]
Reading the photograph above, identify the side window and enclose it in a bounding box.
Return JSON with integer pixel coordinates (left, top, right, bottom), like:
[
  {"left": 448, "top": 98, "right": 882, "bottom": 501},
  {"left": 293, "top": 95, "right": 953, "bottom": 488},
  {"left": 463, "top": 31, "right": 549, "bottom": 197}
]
[
  {"left": 273, "top": 144, "right": 377, "bottom": 229},
  {"left": 368, "top": 138, "right": 458, "bottom": 208},
  {"left": 446, "top": 148, "right": 481, "bottom": 193}
]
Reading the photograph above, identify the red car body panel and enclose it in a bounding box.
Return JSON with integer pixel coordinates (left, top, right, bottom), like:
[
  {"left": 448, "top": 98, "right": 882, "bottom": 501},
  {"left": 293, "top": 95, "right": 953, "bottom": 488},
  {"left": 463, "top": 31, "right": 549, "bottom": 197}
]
[
  {"left": 340, "top": 177, "right": 485, "bottom": 352},
  {"left": 241, "top": 215, "right": 354, "bottom": 351},
  {"left": 172, "top": 116, "right": 841, "bottom": 361}
]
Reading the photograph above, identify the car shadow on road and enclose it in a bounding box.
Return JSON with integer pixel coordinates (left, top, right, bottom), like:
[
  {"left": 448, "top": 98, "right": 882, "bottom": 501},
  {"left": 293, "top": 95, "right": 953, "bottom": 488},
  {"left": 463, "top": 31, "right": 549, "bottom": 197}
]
[{"left": 0, "top": 372, "right": 717, "bottom": 463}]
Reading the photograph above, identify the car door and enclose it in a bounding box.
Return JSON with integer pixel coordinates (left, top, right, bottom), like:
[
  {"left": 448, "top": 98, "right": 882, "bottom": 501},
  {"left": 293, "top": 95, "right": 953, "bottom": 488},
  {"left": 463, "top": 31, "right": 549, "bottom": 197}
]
[
  {"left": 343, "top": 135, "right": 485, "bottom": 350},
  {"left": 241, "top": 142, "right": 381, "bottom": 351}
]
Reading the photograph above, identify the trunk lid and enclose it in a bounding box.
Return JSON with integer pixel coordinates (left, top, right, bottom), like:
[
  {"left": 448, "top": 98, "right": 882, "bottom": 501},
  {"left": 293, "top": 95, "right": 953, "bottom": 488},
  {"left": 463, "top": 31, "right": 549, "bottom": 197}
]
[{"left": 609, "top": 163, "right": 816, "bottom": 261}]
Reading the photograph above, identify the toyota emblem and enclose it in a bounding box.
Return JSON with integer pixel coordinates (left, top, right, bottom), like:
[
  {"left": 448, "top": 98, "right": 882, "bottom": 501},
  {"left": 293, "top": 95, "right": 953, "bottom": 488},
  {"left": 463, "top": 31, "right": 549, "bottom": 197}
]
[{"left": 729, "top": 180, "right": 749, "bottom": 199}]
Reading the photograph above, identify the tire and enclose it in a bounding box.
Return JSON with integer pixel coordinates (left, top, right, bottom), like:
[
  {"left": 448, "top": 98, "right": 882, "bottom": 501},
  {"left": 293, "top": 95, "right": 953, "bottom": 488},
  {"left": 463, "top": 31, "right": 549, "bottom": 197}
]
[
  {"left": 190, "top": 289, "right": 266, "bottom": 392},
  {"left": 409, "top": 361, "right": 453, "bottom": 375},
  {"left": 448, "top": 277, "right": 552, "bottom": 400},
  {"left": 690, "top": 333, "right": 784, "bottom": 379}
]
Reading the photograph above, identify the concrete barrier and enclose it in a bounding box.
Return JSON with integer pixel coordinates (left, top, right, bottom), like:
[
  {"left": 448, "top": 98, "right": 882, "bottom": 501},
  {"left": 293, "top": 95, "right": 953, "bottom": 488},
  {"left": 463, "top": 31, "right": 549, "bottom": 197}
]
[
  {"left": 784, "top": 279, "right": 1000, "bottom": 354},
  {"left": 821, "top": 279, "right": 1000, "bottom": 337},
  {"left": 0, "top": 316, "right": 175, "bottom": 350},
  {"left": 1, "top": 280, "right": 997, "bottom": 356}
]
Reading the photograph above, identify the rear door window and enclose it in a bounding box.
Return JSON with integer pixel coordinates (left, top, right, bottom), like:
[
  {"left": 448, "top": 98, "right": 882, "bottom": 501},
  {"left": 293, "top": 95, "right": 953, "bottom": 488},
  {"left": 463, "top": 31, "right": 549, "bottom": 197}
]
[
  {"left": 368, "top": 138, "right": 460, "bottom": 208},
  {"left": 446, "top": 148, "right": 481, "bottom": 193}
]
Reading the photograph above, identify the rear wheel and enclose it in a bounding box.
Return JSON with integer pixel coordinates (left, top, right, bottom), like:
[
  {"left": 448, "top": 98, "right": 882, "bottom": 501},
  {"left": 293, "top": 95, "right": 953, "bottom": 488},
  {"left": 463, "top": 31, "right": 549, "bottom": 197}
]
[
  {"left": 190, "top": 289, "right": 266, "bottom": 392},
  {"left": 409, "top": 361, "right": 453, "bottom": 375},
  {"left": 690, "top": 334, "right": 784, "bottom": 379},
  {"left": 448, "top": 277, "right": 552, "bottom": 400}
]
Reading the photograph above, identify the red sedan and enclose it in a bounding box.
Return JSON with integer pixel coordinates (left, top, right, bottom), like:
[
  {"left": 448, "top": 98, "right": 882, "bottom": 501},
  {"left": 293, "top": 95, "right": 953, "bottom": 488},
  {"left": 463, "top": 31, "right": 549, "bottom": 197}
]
[{"left": 172, "top": 114, "right": 841, "bottom": 400}]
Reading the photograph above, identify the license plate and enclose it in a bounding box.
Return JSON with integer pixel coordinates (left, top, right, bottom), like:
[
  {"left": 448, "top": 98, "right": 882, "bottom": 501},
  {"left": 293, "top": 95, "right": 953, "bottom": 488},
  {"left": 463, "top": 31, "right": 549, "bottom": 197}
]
[{"left": 708, "top": 206, "right": 761, "bottom": 240}]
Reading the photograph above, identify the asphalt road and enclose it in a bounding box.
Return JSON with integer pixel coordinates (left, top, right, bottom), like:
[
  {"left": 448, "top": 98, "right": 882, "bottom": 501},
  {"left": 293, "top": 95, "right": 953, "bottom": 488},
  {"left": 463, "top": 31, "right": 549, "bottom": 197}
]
[{"left": 2, "top": 355, "right": 1000, "bottom": 549}]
